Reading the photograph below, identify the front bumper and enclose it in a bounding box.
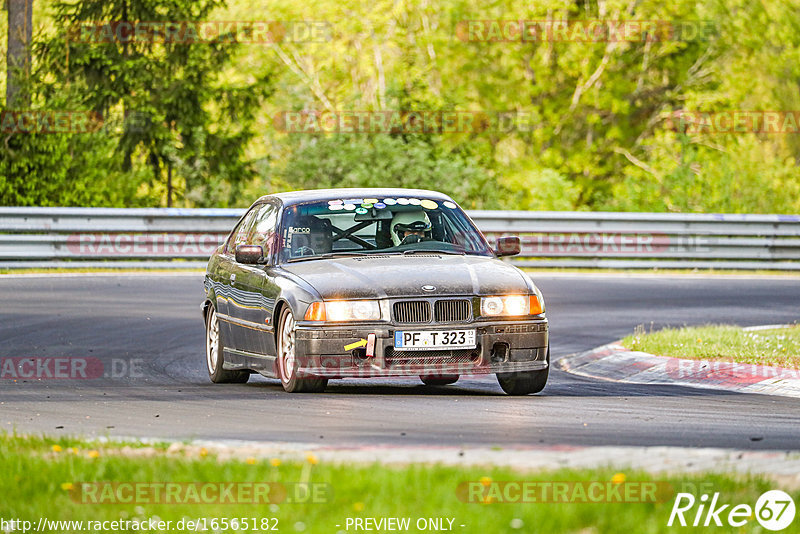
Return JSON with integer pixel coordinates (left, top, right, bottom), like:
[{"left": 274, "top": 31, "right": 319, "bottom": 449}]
[{"left": 293, "top": 319, "right": 548, "bottom": 378}]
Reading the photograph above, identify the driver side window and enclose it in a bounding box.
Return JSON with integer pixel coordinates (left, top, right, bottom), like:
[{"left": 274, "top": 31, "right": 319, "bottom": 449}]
[
  {"left": 247, "top": 203, "right": 280, "bottom": 259},
  {"left": 225, "top": 205, "right": 260, "bottom": 255}
]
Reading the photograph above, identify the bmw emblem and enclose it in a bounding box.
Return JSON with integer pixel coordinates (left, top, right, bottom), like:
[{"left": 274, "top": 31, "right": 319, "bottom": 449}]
[{"left": 422, "top": 285, "right": 436, "bottom": 292}]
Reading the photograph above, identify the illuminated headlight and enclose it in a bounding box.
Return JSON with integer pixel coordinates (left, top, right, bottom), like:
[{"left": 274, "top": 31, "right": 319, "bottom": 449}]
[
  {"left": 480, "top": 295, "right": 543, "bottom": 316},
  {"left": 305, "top": 300, "right": 381, "bottom": 322}
]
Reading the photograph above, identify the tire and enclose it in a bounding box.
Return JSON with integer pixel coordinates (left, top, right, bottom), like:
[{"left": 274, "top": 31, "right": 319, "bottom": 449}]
[
  {"left": 496, "top": 345, "right": 549, "bottom": 396},
  {"left": 277, "top": 307, "right": 327, "bottom": 393},
  {"left": 206, "top": 306, "right": 250, "bottom": 384},
  {"left": 420, "top": 375, "right": 459, "bottom": 386}
]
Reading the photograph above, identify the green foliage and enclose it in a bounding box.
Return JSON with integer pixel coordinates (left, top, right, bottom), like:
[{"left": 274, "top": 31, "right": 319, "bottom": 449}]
[
  {"left": 235, "top": 0, "right": 800, "bottom": 212},
  {"left": 1, "top": 0, "right": 273, "bottom": 207},
  {"left": 2, "top": 0, "right": 800, "bottom": 211},
  {"left": 276, "top": 134, "right": 503, "bottom": 209},
  {"left": 501, "top": 166, "right": 581, "bottom": 211},
  {"left": 0, "top": 128, "right": 155, "bottom": 206},
  {"left": 0, "top": 83, "right": 158, "bottom": 206},
  {"left": 607, "top": 134, "right": 800, "bottom": 213}
]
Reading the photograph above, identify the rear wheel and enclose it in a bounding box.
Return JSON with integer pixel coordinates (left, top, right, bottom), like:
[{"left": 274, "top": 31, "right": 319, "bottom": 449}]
[
  {"left": 277, "top": 307, "right": 327, "bottom": 393},
  {"left": 206, "top": 306, "right": 249, "bottom": 384},
  {"left": 496, "top": 346, "right": 549, "bottom": 395},
  {"left": 420, "top": 375, "right": 459, "bottom": 386}
]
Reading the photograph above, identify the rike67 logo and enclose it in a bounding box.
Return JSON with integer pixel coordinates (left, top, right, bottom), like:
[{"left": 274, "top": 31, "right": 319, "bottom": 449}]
[{"left": 668, "top": 490, "right": 796, "bottom": 530}]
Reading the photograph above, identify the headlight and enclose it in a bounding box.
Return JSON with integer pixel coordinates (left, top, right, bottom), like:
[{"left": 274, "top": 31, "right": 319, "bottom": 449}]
[
  {"left": 304, "top": 300, "right": 381, "bottom": 321},
  {"left": 480, "top": 295, "right": 544, "bottom": 316}
]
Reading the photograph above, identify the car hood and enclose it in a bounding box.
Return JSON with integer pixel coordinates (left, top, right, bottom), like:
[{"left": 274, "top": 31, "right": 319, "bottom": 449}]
[{"left": 279, "top": 254, "right": 531, "bottom": 299}]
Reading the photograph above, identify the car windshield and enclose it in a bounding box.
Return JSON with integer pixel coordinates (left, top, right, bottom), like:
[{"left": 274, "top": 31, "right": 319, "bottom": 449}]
[{"left": 277, "top": 196, "right": 493, "bottom": 263}]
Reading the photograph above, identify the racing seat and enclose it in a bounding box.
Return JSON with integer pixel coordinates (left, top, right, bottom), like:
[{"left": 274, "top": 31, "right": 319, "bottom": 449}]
[
  {"left": 289, "top": 216, "right": 333, "bottom": 257},
  {"left": 375, "top": 220, "right": 394, "bottom": 249}
]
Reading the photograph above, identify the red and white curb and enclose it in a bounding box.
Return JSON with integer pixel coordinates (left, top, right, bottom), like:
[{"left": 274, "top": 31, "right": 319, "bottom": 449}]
[{"left": 556, "top": 342, "right": 800, "bottom": 399}]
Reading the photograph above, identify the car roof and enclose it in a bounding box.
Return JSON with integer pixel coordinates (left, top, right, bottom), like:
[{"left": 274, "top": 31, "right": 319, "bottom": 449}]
[{"left": 256, "top": 188, "right": 456, "bottom": 206}]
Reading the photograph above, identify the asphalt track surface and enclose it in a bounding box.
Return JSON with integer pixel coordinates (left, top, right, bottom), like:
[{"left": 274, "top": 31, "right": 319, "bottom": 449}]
[{"left": 1, "top": 273, "right": 799, "bottom": 450}]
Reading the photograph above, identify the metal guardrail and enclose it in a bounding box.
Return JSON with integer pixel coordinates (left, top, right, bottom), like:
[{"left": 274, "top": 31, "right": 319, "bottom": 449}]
[{"left": 0, "top": 207, "right": 799, "bottom": 270}]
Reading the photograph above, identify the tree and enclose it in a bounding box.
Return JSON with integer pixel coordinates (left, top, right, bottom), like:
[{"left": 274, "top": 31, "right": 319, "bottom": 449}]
[
  {"left": 6, "top": 0, "right": 33, "bottom": 107},
  {"left": 40, "top": 0, "right": 274, "bottom": 206},
  {"left": 277, "top": 134, "right": 504, "bottom": 209}
]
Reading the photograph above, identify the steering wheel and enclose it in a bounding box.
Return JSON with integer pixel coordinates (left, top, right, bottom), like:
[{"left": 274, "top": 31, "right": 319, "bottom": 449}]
[{"left": 400, "top": 234, "right": 425, "bottom": 245}]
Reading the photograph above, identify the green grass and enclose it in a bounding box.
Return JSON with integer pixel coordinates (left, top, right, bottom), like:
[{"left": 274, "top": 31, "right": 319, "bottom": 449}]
[
  {"left": 622, "top": 325, "right": 800, "bottom": 368},
  {"left": 0, "top": 433, "right": 796, "bottom": 533}
]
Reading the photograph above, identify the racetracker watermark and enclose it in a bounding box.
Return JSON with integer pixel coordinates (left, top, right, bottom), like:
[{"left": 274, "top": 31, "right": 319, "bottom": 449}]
[
  {"left": 456, "top": 20, "right": 716, "bottom": 42},
  {"left": 457, "top": 480, "right": 673, "bottom": 503},
  {"left": 66, "top": 233, "right": 226, "bottom": 256},
  {"left": 0, "top": 110, "right": 157, "bottom": 136},
  {"left": 67, "top": 21, "right": 332, "bottom": 44},
  {"left": 666, "top": 358, "right": 800, "bottom": 382},
  {"left": 273, "top": 110, "right": 543, "bottom": 134},
  {"left": 484, "top": 233, "right": 708, "bottom": 256},
  {"left": 0, "top": 110, "right": 103, "bottom": 134},
  {"left": 0, "top": 357, "right": 143, "bottom": 380},
  {"left": 70, "top": 482, "right": 331, "bottom": 504},
  {"left": 665, "top": 111, "right": 800, "bottom": 134},
  {"left": 2, "top": 517, "right": 279, "bottom": 532}
]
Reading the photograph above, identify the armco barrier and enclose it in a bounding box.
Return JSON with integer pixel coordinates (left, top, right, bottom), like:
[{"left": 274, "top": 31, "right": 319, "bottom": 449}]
[{"left": 0, "top": 207, "right": 798, "bottom": 270}]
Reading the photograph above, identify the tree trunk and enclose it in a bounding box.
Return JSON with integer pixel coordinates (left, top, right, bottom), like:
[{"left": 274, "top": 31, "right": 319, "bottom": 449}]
[
  {"left": 166, "top": 162, "right": 173, "bottom": 207},
  {"left": 150, "top": 152, "right": 161, "bottom": 206},
  {"left": 6, "top": 0, "right": 34, "bottom": 108}
]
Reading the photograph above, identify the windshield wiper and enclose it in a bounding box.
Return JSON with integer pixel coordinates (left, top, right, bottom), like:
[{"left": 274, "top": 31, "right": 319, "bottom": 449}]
[
  {"left": 402, "top": 249, "right": 465, "bottom": 256},
  {"left": 286, "top": 251, "right": 369, "bottom": 263}
]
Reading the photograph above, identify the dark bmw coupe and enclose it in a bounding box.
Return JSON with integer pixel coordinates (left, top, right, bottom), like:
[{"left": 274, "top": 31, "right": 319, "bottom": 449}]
[{"left": 202, "top": 189, "right": 549, "bottom": 394}]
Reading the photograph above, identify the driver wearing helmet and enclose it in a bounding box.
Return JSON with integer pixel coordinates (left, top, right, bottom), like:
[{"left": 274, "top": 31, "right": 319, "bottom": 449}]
[{"left": 391, "top": 210, "right": 433, "bottom": 246}]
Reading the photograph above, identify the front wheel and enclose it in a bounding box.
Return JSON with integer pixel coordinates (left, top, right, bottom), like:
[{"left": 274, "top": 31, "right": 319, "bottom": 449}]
[
  {"left": 277, "top": 307, "right": 327, "bottom": 393},
  {"left": 206, "top": 306, "right": 249, "bottom": 384},
  {"left": 496, "top": 346, "right": 549, "bottom": 396}
]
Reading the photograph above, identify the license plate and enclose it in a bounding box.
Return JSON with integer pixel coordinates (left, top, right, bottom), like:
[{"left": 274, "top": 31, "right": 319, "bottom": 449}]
[{"left": 394, "top": 329, "right": 476, "bottom": 351}]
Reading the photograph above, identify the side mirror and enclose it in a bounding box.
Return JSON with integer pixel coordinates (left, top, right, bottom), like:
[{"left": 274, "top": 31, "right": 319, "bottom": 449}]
[
  {"left": 235, "top": 244, "right": 264, "bottom": 264},
  {"left": 495, "top": 236, "right": 521, "bottom": 257}
]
